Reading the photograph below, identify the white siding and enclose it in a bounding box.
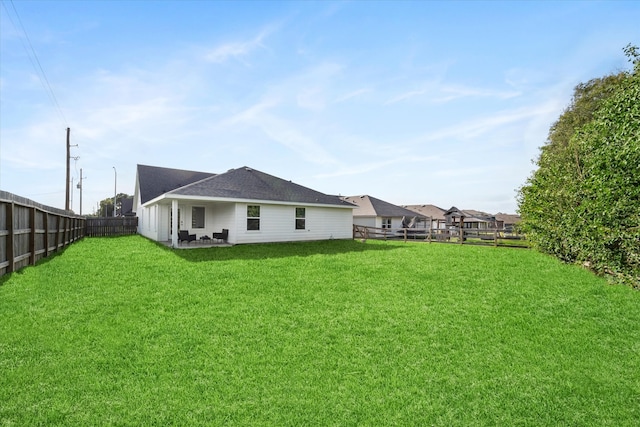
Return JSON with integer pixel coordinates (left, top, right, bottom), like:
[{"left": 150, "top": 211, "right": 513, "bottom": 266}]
[
  {"left": 138, "top": 199, "right": 353, "bottom": 245},
  {"left": 233, "top": 203, "right": 353, "bottom": 244},
  {"left": 157, "top": 205, "right": 170, "bottom": 241},
  {"left": 353, "top": 216, "right": 376, "bottom": 227},
  {"left": 390, "top": 217, "right": 405, "bottom": 229},
  {"left": 137, "top": 204, "right": 160, "bottom": 241}
]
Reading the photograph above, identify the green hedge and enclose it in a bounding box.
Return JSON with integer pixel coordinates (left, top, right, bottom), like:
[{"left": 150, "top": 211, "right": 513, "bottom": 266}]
[{"left": 518, "top": 46, "right": 640, "bottom": 287}]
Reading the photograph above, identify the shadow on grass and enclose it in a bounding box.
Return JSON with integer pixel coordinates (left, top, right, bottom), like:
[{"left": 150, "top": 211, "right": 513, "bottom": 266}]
[
  {"left": 170, "top": 239, "right": 404, "bottom": 263},
  {"left": 0, "top": 240, "right": 82, "bottom": 286}
]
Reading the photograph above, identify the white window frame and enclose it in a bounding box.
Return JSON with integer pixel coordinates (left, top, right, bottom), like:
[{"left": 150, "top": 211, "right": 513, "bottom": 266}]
[
  {"left": 295, "top": 207, "right": 306, "bottom": 230},
  {"left": 247, "top": 205, "right": 260, "bottom": 231}
]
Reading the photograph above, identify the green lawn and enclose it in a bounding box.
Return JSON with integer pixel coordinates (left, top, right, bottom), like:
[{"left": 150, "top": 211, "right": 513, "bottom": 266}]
[{"left": 1, "top": 236, "right": 639, "bottom": 426}]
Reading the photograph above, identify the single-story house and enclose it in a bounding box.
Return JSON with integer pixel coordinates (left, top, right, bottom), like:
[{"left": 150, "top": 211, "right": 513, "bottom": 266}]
[
  {"left": 402, "top": 204, "right": 447, "bottom": 229},
  {"left": 494, "top": 213, "right": 522, "bottom": 232},
  {"left": 340, "top": 195, "right": 427, "bottom": 230},
  {"left": 443, "top": 207, "right": 497, "bottom": 229},
  {"left": 133, "top": 164, "right": 355, "bottom": 246}
]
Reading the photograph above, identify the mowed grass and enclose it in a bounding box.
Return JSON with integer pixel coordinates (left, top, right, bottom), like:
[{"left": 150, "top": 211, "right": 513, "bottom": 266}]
[{"left": 1, "top": 236, "right": 639, "bottom": 426}]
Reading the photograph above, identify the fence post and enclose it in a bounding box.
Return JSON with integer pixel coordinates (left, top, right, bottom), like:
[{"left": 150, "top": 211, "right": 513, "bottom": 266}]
[
  {"left": 7, "top": 202, "right": 14, "bottom": 273},
  {"left": 29, "top": 207, "right": 36, "bottom": 266},
  {"left": 55, "top": 215, "right": 61, "bottom": 251},
  {"left": 44, "top": 213, "right": 49, "bottom": 257},
  {"left": 494, "top": 228, "right": 498, "bottom": 247}
]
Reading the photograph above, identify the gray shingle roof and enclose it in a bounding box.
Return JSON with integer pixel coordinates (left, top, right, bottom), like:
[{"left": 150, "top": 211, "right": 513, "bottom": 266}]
[
  {"left": 403, "top": 204, "right": 446, "bottom": 220},
  {"left": 137, "top": 164, "right": 215, "bottom": 204},
  {"left": 341, "top": 195, "right": 426, "bottom": 218},
  {"left": 168, "top": 166, "right": 354, "bottom": 207}
]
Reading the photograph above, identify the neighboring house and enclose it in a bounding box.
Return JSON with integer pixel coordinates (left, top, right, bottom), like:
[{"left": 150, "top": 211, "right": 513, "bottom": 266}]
[
  {"left": 495, "top": 213, "right": 522, "bottom": 232},
  {"left": 117, "top": 197, "right": 135, "bottom": 217},
  {"left": 133, "top": 164, "right": 355, "bottom": 246},
  {"left": 340, "top": 195, "right": 427, "bottom": 230},
  {"left": 402, "top": 204, "right": 447, "bottom": 229},
  {"left": 443, "top": 207, "right": 497, "bottom": 229}
]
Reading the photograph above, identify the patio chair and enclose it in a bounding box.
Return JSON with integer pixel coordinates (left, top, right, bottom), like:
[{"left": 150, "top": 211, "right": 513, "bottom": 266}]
[
  {"left": 213, "top": 229, "right": 228, "bottom": 243},
  {"left": 178, "top": 230, "right": 197, "bottom": 244}
]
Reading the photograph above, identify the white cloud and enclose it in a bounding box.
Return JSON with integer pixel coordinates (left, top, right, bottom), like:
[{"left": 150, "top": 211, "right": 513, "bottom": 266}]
[
  {"left": 414, "top": 100, "right": 561, "bottom": 144},
  {"left": 334, "top": 88, "right": 372, "bottom": 103},
  {"left": 315, "top": 154, "right": 440, "bottom": 179},
  {"left": 385, "top": 88, "right": 430, "bottom": 105},
  {"left": 221, "top": 98, "right": 339, "bottom": 167},
  {"left": 296, "top": 86, "right": 325, "bottom": 111},
  {"left": 386, "top": 82, "right": 520, "bottom": 105},
  {"left": 203, "top": 28, "right": 271, "bottom": 64}
]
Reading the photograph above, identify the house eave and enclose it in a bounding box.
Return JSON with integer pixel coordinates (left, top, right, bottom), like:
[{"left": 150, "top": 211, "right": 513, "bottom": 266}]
[{"left": 142, "top": 193, "right": 355, "bottom": 209}]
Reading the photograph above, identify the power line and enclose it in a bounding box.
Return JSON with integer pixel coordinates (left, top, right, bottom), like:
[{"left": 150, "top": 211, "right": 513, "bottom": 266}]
[{"left": 2, "top": 0, "right": 69, "bottom": 127}]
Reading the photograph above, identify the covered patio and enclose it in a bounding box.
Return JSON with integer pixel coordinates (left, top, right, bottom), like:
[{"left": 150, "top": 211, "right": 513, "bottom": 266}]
[{"left": 160, "top": 238, "right": 232, "bottom": 249}]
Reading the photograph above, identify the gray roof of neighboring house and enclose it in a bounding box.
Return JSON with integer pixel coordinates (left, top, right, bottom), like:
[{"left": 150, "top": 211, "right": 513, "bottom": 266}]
[
  {"left": 444, "top": 206, "right": 495, "bottom": 222},
  {"left": 119, "top": 197, "right": 134, "bottom": 216},
  {"left": 341, "top": 195, "right": 427, "bottom": 218},
  {"left": 137, "top": 164, "right": 215, "bottom": 204},
  {"left": 167, "top": 166, "right": 354, "bottom": 207},
  {"left": 403, "top": 204, "right": 446, "bottom": 220},
  {"left": 495, "top": 213, "right": 522, "bottom": 224}
]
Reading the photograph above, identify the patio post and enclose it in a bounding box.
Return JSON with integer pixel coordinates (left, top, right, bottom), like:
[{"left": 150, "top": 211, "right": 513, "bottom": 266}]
[{"left": 171, "top": 199, "right": 178, "bottom": 247}]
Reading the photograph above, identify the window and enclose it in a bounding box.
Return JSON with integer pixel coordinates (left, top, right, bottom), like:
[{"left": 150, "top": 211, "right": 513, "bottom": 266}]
[
  {"left": 192, "top": 206, "right": 205, "bottom": 228},
  {"left": 295, "top": 207, "right": 306, "bottom": 230},
  {"left": 247, "top": 205, "right": 260, "bottom": 230},
  {"left": 382, "top": 217, "right": 392, "bottom": 229}
]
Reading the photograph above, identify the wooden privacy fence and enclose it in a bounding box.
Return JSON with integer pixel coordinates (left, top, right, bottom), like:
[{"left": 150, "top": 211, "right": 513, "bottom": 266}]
[
  {"left": 353, "top": 224, "right": 527, "bottom": 248},
  {"left": 0, "top": 191, "right": 86, "bottom": 277},
  {"left": 85, "top": 217, "right": 138, "bottom": 237}
]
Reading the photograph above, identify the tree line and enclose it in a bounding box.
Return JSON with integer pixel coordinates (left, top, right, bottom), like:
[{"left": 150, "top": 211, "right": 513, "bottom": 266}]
[{"left": 91, "top": 193, "right": 133, "bottom": 217}]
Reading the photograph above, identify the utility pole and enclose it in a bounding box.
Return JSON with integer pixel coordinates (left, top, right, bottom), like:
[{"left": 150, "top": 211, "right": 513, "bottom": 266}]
[
  {"left": 65, "top": 128, "right": 70, "bottom": 210},
  {"left": 76, "top": 168, "right": 86, "bottom": 215},
  {"left": 113, "top": 167, "right": 117, "bottom": 217},
  {"left": 64, "top": 127, "right": 78, "bottom": 211}
]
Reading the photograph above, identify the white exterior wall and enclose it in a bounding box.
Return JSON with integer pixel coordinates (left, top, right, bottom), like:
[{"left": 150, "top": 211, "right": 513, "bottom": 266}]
[
  {"left": 390, "top": 217, "right": 405, "bottom": 229},
  {"left": 138, "top": 199, "right": 353, "bottom": 245},
  {"left": 232, "top": 203, "right": 353, "bottom": 244},
  {"left": 355, "top": 216, "right": 401, "bottom": 229},
  {"left": 157, "top": 205, "right": 170, "bottom": 241},
  {"left": 353, "top": 216, "right": 376, "bottom": 227},
  {"left": 137, "top": 204, "right": 160, "bottom": 241},
  {"left": 207, "top": 203, "right": 236, "bottom": 240}
]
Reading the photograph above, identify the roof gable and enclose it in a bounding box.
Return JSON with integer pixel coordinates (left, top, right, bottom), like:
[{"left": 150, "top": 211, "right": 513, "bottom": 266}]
[
  {"left": 137, "top": 164, "right": 215, "bottom": 204},
  {"left": 342, "top": 195, "right": 426, "bottom": 218},
  {"left": 403, "top": 204, "right": 446, "bottom": 220},
  {"left": 169, "top": 166, "right": 354, "bottom": 207},
  {"left": 444, "top": 206, "right": 495, "bottom": 222}
]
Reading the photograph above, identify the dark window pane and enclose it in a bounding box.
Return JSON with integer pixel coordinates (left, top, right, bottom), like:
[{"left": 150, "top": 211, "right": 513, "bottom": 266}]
[
  {"left": 192, "top": 207, "right": 205, "bottom": 228},
  {"left": 247, "top": 205, "right": 260, "bottom": 218}
]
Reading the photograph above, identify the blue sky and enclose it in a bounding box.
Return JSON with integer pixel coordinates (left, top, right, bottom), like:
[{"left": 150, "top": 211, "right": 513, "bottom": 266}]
[{"left": 1, "top": 1, "right": 638, "bottom": 214}]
